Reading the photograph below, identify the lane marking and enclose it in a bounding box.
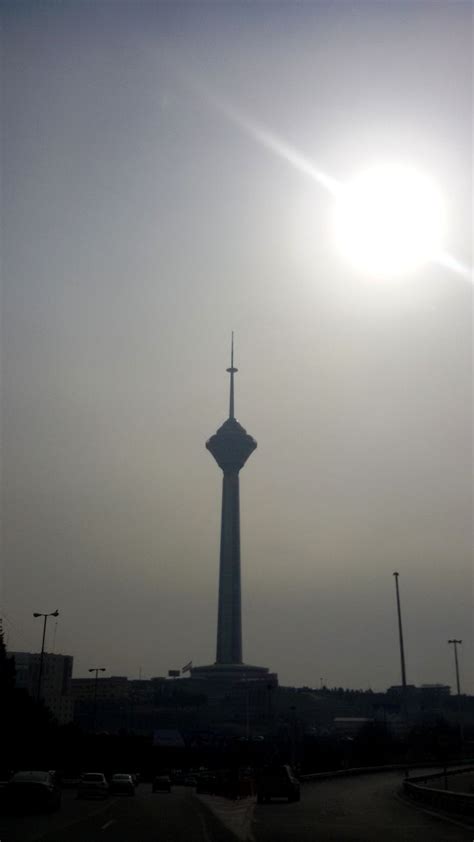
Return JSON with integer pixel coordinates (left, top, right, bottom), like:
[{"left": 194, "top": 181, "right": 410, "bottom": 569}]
[
  {"left": 197, "top": 810, "right": 212, "bottom": 842},
  {"left": 101, "top": 819, "right": 116, "bottom": 830},
  {"left": 34, "top": 797, "right": 118, "bottom": 841}
]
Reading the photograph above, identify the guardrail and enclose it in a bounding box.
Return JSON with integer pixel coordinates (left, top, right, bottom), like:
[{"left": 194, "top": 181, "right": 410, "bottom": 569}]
[
  {"left": 403, "top": 768, "right": 474, "bottom": 817},
  {"left": 300, "top": 760, "right": 473, "bottom": 784},
  {"left": 301, "top": 763, "right": 408, "bottom": 782}
]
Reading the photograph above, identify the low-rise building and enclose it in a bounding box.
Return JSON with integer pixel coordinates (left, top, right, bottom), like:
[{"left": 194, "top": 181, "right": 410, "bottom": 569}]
[
  {"left": 71, "top": 675, "right": 129, "bottom": 702},
  {"left": 333, "top": 716, "right": 374, "bottom": 736},
  {"left": 9, "top": 651, "right": 74, "bottom": 724}
]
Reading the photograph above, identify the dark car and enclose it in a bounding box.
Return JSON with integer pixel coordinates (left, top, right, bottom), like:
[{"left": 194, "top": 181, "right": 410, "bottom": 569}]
[
  {"left": 257, "top": 765, "right": 300, "bottom": 804},
  {"left": 110, "top": 774, "right": 135, "bottom": 795},
  {"left": 4, "top": 770, "right": 62, "bottom": 813},
  {"left": 77, "top": 772, "right": 109, "bottom": 799},
  {"left": 152, "top": 775, "right": 171, "bottom": 793}
]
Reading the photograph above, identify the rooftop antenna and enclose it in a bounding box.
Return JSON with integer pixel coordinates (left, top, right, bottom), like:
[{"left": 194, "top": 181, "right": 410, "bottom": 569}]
[{"left": 226, "top": 331, "right": 238, "bottom": 419}]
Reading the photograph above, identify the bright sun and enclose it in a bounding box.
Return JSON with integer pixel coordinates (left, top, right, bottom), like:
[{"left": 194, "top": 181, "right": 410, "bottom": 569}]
[{"left": 332, "top": 164, "right": 445, "bottom": 277}]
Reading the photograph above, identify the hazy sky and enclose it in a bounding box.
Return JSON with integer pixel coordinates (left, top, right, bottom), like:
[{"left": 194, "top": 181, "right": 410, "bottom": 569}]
[{"left": 1, "top": 1, "right": 472, "bottom": 693}]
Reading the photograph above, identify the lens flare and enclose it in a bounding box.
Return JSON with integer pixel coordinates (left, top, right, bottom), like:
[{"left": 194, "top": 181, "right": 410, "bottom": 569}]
[{"left": 174, "top": 65, "right": 467, "bottom": 279}]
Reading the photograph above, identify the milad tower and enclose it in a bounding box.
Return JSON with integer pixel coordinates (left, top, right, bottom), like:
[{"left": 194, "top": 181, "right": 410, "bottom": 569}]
[{"left": 190, "top": 338, "right": 277, "bottom": 692}]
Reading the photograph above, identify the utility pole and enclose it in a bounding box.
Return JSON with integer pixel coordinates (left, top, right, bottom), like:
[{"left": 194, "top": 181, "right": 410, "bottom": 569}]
[
  {"left": 448, "top": 639, "right": 462, "bottom": 695},
  {"left": 245, "top": 682, "right": 250, "bottom": 740}
]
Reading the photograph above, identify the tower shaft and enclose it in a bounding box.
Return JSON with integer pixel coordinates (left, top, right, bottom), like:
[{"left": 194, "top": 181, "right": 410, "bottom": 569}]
[{"left": 216, "top": 472, "right": 242, "bottom": 664}]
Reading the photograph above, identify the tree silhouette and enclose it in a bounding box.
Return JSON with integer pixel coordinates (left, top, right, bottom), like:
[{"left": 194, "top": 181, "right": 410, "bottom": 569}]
[
  {"left": 0, "top": 620, "right": 16, "bottom": 694},
  {"left": 0, "top": 622, "right": 57, "bottom": 768}
]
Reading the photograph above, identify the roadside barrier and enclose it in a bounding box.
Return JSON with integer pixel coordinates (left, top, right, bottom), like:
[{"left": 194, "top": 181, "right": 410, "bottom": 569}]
[
  {"left": 302, "top": 762, "right": 427, "bottom": 782},
  {"left": 403, "top": 768, "right": 474, "bottom": 817},
  {"left": 300, "top": 760, "right": 472, "bottom": 784}
]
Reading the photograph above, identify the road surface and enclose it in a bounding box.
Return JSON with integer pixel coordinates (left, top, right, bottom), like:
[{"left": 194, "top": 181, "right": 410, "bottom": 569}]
[
  {"left": 252, "top": 769, "right": 472, "bottom": 841},
  {"left": 1, "top": 771, "right": 472, "bottom": 842},
  {"left": 0, "top": 784, "right": 236, "bottom": 842}
]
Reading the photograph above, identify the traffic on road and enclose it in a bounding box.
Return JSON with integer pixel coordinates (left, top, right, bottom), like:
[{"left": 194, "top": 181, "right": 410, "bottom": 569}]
[{"left": 0, "top": 766, "right": 472, "bottom": 841}]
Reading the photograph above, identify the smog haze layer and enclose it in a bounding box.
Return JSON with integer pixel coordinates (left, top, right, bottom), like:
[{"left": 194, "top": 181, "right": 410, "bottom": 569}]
[{"left": 1, "top": 0, "right": 472, "bottom": 692}]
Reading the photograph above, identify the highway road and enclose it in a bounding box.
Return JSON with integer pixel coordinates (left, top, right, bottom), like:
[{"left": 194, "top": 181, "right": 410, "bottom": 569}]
[
  {"left": 1, "top": 771, "right": 472, "bottom": 842},
  {"left": 252, "top": 769, "right": 473, "bottom": 841},
  {"left": 0, "top": 784, "right": 236, "bottom": 842}
]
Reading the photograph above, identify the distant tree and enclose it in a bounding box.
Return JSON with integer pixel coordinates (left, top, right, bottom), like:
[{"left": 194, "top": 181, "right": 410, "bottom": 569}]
[
  {"left": 0, "top": 622, "right": 58, "bottom": 767},
  {"left": 0, "top": 620, "right": 16, "bottom": 694},
  {"left": 407, "top": 718, "right": 460, "bottom": 764},
  {"left": 352, "top": 721, "right": 396, "bottom": 765}
]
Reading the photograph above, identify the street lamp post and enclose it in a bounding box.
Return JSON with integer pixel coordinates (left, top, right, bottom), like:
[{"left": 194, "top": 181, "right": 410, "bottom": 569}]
[
  {"left": 448, "top": 639, "right": 464, "bottom": 747},
  {"left": 33, "top": 610, "right": 59, "bottom": 703},
  {"left": 88, "top": 667, "right": 106, "bottom": 732},
  {"left": 393, "top": 573, "right": 407, "bottom": 688},
  {"left": 290, "top": 705, "right": 298, "bottom": 769},
  {"left": 392, "top": 572, "right": 410, "bottom": 777},
  {"left": 448, "top": 639, "right": 462, "bottom": 695}
]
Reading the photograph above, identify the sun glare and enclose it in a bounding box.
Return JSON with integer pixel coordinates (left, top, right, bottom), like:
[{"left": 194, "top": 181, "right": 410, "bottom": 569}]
[
  {"left": 191, "top": 77, "right": 464, "bottom": 280},
  {"left": 332, "top": 164, "right": 445, "bottom": 277}
]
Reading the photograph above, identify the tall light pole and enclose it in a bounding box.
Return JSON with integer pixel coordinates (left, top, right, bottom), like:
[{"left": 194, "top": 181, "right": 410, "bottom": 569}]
[
  {"left": 89, "top": 667, "right": 106, "bottom": 732},
  {"left": 448, "top": 640, "right": 462, "bottom": 695},
  {"left": 33, "top": 610, "right": 59, "bottom": 703},
  {"left": 392, "top": 573, "right": 407, "bottom": 704}
]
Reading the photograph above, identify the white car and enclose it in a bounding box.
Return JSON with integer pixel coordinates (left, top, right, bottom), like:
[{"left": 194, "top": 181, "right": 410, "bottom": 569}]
[
  {"left": 77, "top": 772, "right": 109, "bottom": 799},
  {"left": 110, "top": 774, "right": 135, "bottom": 795}
]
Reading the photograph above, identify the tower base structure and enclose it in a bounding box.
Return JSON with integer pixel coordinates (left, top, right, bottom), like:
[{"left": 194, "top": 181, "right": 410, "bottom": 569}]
[{"left": 189, "top": 662, "right": 278, "bottom": 701}]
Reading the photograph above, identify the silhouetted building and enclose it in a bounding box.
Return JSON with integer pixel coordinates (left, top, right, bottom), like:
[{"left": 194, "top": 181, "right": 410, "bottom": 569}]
[
  {"left": 10, "top": 651, "right": 74, "bottom": 724},
  {"left": 71, "top": 674, "right": 193, "bottom": 733},
  {"left": 420, "top": 683, "right": 451, "bottom": 696},
  {"left": 333, "top": 717, "right": 374, "bottom": 736},
  {"left": 71, "top": 675, "right": 130, "bottom": 702},
  {"left": 420, "top": 684, "right": 451, "bottom": 708},
  {"left": 387, "top": 684, "right": 418, "bottom": 695},
  {"left": 190, "top": 340, "right": 277, "bottom": 694}
]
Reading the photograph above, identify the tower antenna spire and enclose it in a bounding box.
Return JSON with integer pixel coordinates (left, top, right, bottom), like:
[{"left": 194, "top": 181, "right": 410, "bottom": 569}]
[{"left": 226, "top": 331, "right": 238, "bottom": 419}]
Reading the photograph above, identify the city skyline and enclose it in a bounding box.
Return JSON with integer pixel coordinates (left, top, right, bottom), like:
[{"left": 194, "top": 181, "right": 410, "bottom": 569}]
[{"left": 1, "top": 0, "right": 472, "bottom": 693}]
